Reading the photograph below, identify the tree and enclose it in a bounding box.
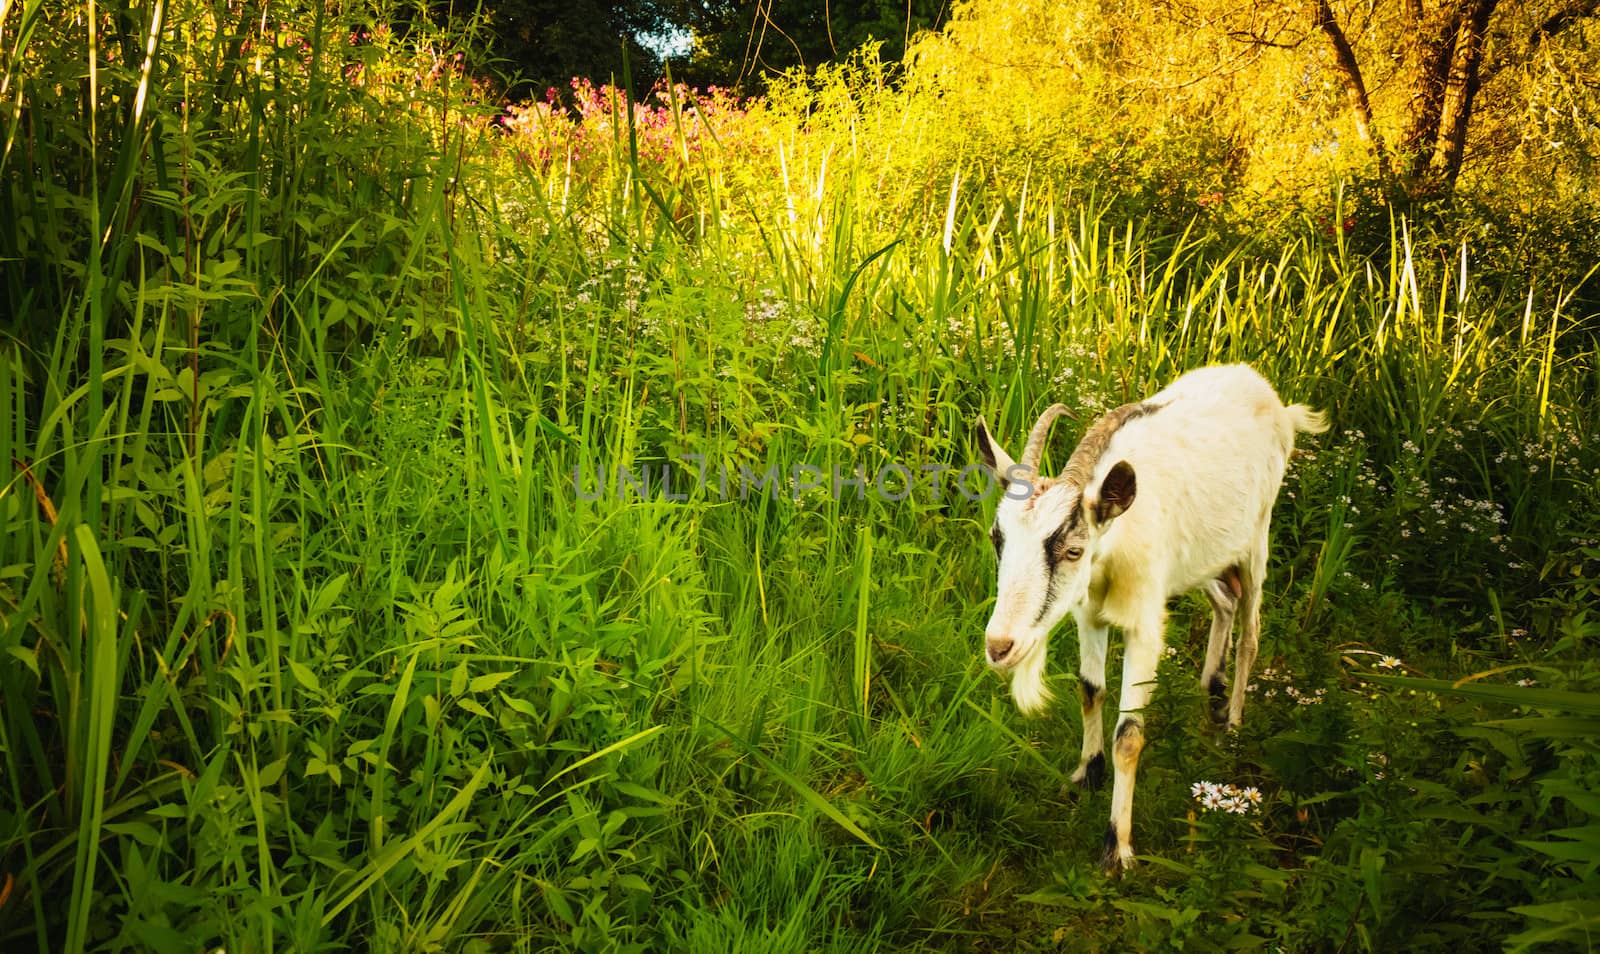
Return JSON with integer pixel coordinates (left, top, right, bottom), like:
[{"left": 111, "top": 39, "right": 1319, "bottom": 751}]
[
  {"left": 666, "top": 0, "right": 950, "bottom": 90},
  {"left": 473, "top": 0, "right": 950, "bottom": 101},
  {"left": 477, "top": 0, "right": 674, "bottom": 99},
  {"left": 892, "top": 0, "right": 1599, "bottom": 224},
  {"left": 1226, "top": 0, "right": 1600, "bottom": 198}
]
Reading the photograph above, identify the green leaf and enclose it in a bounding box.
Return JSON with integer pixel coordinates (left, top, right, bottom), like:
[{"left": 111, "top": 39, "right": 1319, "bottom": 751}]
[
  {"left": 258, "top": 757, "right": 288, "bottom": 788},
  {"left": 1479, "top": 716, "right": 1600, "bottom": 739},
  {"left": 539, "top": 881, "right": 576, "bottom": 927},
  {"left": 104, "top": 822, "right": 162, "bottom": 847},
  {"left": 1111, "top": 899, "right": 1191, "bottom": 923},
  {"left": 1360, "top": 846, "right": 1385, "bottom": 922},
  {"left": 1372, "top": 675, "right": 1600, "bottom": 716},
  {"left": 288, "top": 658, "right": 322, "bottom": 693},
  {"left": 5, "top": 644, "right": 39, "bottom": 678},
  {"left": 616, "top": 874, "right": 651, "bottom": 894},
  {"left": 1509, "top": 899, "right": 1600, "bottom": 923},
  {"left": 310, "top": 573, "right": 349, "bottom": 615},
  {"left": 542, "top": 725, "right": 666, "bottom": 793},
  {"left": 1517, "top": 835, "right": 1600, "bottom": 862},
  {"left": 498, "top": 692, "right": 540, "bottom": 718},
  {"left": 1506, "top": 899, "right": 1600, "bottom": 951},
  {"left": 469, "top": 671, "right": 517, "bottom": 694},
  {"left": 1017, "top": 891, "right": 1087, "bottom": 908},
  {"left": 611, "top": 781, "right": 675, "bottom": 805},
  {"left": 568, "top": 837, "right": 598, "bottom": 863}
]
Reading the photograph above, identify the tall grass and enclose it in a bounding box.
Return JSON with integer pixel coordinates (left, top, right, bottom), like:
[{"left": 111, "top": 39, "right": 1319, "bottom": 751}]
[{"left": 3, "top": 1, "right": 1598, "bottom": 950}]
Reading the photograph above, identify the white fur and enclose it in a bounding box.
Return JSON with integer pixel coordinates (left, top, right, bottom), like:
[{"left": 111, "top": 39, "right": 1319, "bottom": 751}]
[{"left": 978, "top": 363, "right": 1327, "bottom": 870}]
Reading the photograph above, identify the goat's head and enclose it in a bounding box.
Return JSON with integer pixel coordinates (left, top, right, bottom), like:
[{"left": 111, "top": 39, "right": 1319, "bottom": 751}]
[{"left": 973, "top": 405, "right": 1139, "bottom": 714}]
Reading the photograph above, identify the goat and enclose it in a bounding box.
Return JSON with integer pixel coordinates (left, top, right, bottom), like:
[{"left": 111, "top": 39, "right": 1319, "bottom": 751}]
[{"left": 972, "top": 363, "right": 1328, "bottom": 871}]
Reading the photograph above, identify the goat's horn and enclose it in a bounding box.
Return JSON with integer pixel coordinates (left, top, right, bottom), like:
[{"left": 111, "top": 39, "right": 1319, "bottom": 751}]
[{"left": 1020, "top": 403, "right": 1074, "bottom": 472}]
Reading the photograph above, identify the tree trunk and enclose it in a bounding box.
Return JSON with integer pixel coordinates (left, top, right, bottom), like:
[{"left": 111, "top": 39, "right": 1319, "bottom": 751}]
[
  {"left": 1428, "top": 0, "right": 1497, "bottom": 190},
  {"left": 1396, "top": 0, "right": 1499, "bottom": 197},
  {"left": 1279, "top": 0, "right": 1597, "bottom": 201},
  {"left": 1313, "top": 0, "right": 1391, "bottom": 181}
]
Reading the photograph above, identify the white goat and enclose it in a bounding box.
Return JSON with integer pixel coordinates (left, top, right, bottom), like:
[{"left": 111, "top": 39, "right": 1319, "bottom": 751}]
[{"left": 973, "top": 363, "right": 1327, "bottom": 871}]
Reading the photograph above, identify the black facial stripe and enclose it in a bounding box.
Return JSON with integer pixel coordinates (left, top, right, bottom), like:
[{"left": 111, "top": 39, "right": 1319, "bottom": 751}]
[
  {"left": 990, "top": 525, "right": 1004, "bottom": 557},
  {"left": 1035, "top": 514, "right": 1076, "bottom": 623},
  {"left": 1043, "top": 522, "right": 1068, "bottom": 574},
  {"left": 1033, "top": 579, "right": 1057, "bottom": 624}
]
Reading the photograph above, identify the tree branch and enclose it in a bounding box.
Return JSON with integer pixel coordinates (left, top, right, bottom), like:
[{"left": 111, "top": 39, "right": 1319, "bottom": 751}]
[
  {"left": 1224, "top": 29, "right": 1306, "bottom": 49},
  {"left": 1483, "top": 0, "right": 1600, "bottom": 81},
  {"left": 1312, "top": 0, "right": 1391, "bottom": 181}
]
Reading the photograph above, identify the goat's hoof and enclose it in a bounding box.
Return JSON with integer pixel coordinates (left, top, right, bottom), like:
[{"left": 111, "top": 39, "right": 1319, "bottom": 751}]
[
  {"left": 1206, "top": 676, "right": 1229, "bottom": 725},
  {"left": 1069, "top": 753, "right": 1106, "bottom": 792},
  {"left": 1100, "top": 826, "right": 1136, "bottom": 875}
]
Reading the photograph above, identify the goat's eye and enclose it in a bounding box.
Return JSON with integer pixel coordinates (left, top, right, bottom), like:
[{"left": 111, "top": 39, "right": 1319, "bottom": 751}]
[
  {"left": 990, "top": 526, "right": 1004, "bottom": 556},
  {"left": 1064, "top": 546, "right": 1084, "bottom": 561}
]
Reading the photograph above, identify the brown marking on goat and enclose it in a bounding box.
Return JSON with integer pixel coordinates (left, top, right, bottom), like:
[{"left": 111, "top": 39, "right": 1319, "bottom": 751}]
[
  {"left": 1021, "top": 477, "right": 1059, "bottom": 507},
  {"left": 1113, "top": 718, "right": 1144, "bottom": 764},
  {"left": 1080, "top": 677, "right": 1104, "bottom": 710},
  {"left": 1220, "top": 565, "right": 1243, "bottom": 600},
  {"left": 1059, "top": 401, "right": 1164, "bottom": 488}
]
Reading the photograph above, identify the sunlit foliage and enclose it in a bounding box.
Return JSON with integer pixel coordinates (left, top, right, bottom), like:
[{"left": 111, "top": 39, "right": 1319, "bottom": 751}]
[{"left": 1, "top": 0, "right": 1597, "bottom": 950}]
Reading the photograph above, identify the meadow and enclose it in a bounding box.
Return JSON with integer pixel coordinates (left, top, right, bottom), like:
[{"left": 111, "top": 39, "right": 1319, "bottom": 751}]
[{"left": 2, "top": 1, "right": 1598, "bottom": 951}]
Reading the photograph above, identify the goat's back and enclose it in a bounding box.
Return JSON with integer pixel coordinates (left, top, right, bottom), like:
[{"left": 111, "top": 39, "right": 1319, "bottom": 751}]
[{"left": 1091, "top": 365, "right": 1307, "bottom": 597}]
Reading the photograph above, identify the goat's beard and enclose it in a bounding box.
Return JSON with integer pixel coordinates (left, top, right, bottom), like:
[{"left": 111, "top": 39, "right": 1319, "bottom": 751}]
[{"left": 1008, "top": 640, "right": 1052, "bottom": 715}]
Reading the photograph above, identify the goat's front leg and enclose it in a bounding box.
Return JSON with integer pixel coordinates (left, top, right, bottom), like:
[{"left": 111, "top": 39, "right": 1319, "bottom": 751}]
[
  {"left": 1069, "top": 605, "right": 1109, "bottom": 790},
  {"left": 1104, "top": 609, "right": 1165, "bottom": 872}
]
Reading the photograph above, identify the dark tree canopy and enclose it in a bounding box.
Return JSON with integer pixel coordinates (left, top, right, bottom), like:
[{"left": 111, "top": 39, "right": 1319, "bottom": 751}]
[
  {"left": 668, "top": 0, "right": 950, "bottom": 89},
  {"left": 477, "top": 0, "right": 950, "bottom": 99},
  {"left": 480, "top": 0, "right": 674, "bottom": 99}
]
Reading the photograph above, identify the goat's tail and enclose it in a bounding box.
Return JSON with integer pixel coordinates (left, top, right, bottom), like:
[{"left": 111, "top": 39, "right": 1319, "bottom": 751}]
[{"left": 1285, "top": 404, "right": 1330, "bottom": 435}]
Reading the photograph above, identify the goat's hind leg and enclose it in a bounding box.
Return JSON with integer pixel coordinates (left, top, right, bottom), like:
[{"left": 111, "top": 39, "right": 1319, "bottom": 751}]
[
  {"left": 1199, "top": 567, "right": 1241, "bottom": 725},
  {"left": 1227, "top": 549, "right": 1267, "bottom": 729}
]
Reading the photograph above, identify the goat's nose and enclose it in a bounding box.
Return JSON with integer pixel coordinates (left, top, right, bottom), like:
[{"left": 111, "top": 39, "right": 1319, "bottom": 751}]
[{"left": 986, "top": 636, "right": 1015, "bottom": 663}]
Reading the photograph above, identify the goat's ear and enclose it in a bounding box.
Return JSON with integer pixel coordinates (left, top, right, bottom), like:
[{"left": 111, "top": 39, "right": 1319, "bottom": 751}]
[
  {"left": 974, "top": 417, "right": 1018, "bottom": 482},
  {"left": 1093, "top": 460, "right": 1137, "bottom": 524}
]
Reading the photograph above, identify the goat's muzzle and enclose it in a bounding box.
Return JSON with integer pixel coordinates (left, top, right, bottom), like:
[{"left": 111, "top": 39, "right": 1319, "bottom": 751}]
[{"left": 986, "top": 636, "right": 1015, "bottom": 665}]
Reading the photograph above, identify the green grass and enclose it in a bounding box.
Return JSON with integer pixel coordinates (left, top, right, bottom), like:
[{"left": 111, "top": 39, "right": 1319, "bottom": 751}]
[{"left": 2, "top": 1, "right": 1598, "bottom": 951}]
